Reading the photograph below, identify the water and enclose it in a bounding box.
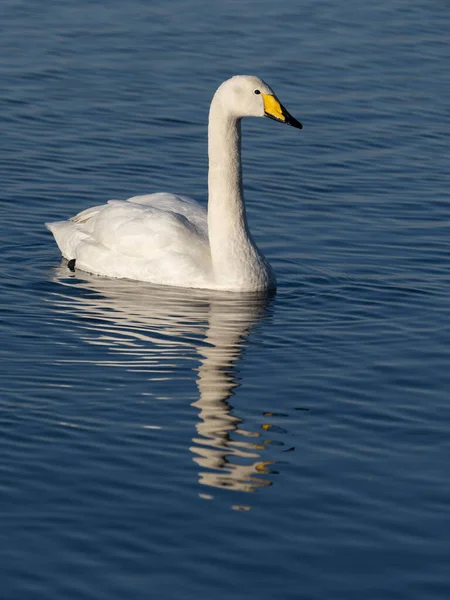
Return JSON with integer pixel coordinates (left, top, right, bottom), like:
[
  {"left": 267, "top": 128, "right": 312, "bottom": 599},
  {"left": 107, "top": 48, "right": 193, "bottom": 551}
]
[{"left": 1, "top": 0, "right": 450, "bottom": 598}]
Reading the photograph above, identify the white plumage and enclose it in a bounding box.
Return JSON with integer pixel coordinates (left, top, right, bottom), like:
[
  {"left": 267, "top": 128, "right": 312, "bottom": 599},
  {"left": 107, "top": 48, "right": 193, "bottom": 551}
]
[{"left": 47, "top": 75, "right": 301, "bottom": 291}]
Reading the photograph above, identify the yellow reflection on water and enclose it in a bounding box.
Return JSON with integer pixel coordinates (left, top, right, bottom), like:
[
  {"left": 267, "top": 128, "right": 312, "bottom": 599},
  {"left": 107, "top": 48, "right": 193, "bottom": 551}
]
[{"left": 50, "top": 264, "right": 282, "bottom": 495}]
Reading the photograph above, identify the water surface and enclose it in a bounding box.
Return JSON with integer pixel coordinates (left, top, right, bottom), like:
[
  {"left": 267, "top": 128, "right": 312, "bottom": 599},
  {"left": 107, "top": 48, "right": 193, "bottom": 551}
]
[{"left": 1, "top": 0, "right": 450, "bottom": 598}]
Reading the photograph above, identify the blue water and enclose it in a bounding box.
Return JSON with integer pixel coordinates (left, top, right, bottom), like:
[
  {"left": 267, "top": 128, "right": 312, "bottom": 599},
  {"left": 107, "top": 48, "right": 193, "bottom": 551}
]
[{"left": 1, "top": 0, "right": 450, "bottom": 598}]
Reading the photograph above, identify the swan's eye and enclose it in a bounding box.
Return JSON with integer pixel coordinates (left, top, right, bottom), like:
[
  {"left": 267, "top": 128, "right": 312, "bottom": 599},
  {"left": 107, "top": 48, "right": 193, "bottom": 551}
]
[{"left": 254, "top": 89, "right": 261, "bottom": 95}]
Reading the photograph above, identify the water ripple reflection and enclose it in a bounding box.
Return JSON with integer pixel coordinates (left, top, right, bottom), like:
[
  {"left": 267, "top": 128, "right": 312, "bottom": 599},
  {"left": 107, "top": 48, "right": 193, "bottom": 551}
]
[{"left": 49, "top": 264, "right": 279, "bottom": 493}]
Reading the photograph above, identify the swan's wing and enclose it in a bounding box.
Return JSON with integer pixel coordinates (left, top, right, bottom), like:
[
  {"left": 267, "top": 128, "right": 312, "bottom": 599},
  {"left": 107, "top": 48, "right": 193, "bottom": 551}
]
[
  {"left": 47, "top": 193, "right": 211, "bottom": 286},
  {"left": 91, "top": 199, "right": 208, "bottom": 259},
  {"left": 126, "top": 193, "right": 208, "bottom": 235}
]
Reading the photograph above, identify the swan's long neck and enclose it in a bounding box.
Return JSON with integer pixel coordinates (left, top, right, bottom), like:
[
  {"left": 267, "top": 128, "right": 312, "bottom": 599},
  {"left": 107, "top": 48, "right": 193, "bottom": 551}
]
[{"left": 207, "top": 98, "right": 272, "bottom": 290}]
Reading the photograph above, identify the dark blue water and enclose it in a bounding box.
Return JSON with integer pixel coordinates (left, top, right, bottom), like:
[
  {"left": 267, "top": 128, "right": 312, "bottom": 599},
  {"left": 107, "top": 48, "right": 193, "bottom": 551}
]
[{"left": 1, "top": 1, "right": 450, "bottom": 598}]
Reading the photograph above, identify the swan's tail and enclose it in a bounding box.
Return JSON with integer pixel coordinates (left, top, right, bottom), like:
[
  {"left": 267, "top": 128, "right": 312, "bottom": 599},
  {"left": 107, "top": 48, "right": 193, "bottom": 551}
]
[
  {"left": 46, "top": 204, "right": 103, "bottom": 259},
  {"left": 46, "top": 220, "right": 90, "bottom": 260}
]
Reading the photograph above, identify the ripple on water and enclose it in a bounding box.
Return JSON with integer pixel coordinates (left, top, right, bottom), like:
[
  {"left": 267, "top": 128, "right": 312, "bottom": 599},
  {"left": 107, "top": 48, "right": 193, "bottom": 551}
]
[{"left": 1, "top": 0, "right": 450, "bottom": 599}]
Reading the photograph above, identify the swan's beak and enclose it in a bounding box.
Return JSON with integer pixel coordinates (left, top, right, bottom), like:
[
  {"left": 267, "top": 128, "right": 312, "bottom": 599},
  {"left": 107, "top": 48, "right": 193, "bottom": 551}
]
[{"left": 262, "top": 94, "right": 302, "bottom": 129}]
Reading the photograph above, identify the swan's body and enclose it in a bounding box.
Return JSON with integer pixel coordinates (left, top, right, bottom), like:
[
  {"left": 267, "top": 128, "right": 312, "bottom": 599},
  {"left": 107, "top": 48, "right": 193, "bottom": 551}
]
[{"left": 47, "top": 75, "right": 301, "bottom": 292}]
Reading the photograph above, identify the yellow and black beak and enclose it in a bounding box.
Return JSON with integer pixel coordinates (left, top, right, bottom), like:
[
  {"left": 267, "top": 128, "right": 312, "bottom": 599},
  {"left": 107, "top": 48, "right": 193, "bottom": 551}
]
[{"left": 262, "top": 94, "right": 302, "bottom": 129}]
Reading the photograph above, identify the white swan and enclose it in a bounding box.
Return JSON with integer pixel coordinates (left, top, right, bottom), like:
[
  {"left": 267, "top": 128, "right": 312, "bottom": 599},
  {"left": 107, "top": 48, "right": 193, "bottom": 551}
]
[{"left": 47, "top": 75, "right": 302, "bottom": 292}]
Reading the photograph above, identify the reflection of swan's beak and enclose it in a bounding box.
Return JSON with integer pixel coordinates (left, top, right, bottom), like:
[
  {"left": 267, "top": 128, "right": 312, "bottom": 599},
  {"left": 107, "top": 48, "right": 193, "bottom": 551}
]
[{"left": 262, "top": 94, "right": 303, "bottom": 129}]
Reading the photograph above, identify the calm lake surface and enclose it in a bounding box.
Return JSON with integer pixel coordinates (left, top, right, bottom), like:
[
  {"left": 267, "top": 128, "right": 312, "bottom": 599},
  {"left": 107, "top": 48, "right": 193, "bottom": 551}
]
[{"left": 1, "top": 0, "right": 449, "bottom": 598}]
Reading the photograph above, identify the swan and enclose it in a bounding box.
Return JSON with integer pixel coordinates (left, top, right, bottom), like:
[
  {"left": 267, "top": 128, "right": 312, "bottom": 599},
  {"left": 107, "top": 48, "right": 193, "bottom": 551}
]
[{"left": 47, "top": 75, "right": 302, "bottom": 292}]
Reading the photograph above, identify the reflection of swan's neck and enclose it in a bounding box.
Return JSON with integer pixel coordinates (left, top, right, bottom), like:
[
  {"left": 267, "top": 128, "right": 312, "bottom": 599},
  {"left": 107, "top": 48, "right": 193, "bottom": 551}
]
[
  {"left": 207, "top": 99, "right": 272, "bottom": 291},
  {"left": 192, "top": 301, "right": 272, "bottom": 492},
  {"left": 196, "top": 311, "right": 242, "bottom": 411}
]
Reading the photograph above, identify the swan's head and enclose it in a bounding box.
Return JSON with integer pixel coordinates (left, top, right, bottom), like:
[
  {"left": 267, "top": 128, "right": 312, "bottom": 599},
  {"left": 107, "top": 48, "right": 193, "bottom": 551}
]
[{"left": 214, "top": 75, "right": 302, "bottom": 129}]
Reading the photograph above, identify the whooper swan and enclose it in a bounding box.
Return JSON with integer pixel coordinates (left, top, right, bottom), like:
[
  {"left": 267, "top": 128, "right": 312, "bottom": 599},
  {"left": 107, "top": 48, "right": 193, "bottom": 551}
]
[{"left": 47, "top": 75, "right": 302, "bottom": 292}]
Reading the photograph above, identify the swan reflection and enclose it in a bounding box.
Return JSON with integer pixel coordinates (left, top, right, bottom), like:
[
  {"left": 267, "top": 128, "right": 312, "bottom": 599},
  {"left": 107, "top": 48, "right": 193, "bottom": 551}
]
[{"left": 50, "top": 265, "right": 281, "bottom": 494}]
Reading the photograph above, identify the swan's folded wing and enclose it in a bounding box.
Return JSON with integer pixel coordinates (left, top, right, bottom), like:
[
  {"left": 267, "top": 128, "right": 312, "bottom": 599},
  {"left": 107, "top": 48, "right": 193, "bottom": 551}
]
[
  {"left": 48, "top": 197, "right": 211, "bottom": 286},
  {"left": 91, "top": 201, "right": 208, "bottom": 263},
  {"left": 126, "top": 193, "right": 207, "bottom": 234}
]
